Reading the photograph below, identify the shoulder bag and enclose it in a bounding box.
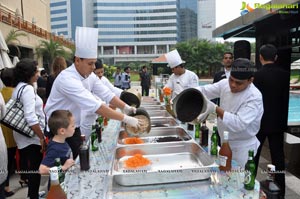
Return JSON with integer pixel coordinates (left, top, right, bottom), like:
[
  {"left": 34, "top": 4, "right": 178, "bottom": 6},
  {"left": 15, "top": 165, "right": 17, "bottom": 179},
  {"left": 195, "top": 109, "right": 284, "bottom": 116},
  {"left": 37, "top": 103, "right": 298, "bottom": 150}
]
[{"left": 0, "top": 85, "right": 35, "bottom": 138}]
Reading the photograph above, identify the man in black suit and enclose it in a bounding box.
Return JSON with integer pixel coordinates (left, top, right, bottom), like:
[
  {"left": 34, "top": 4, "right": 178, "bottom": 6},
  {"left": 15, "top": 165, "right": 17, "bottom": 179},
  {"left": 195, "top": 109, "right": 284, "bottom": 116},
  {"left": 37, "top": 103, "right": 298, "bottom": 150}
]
[
  {"left": 213, "top": 52, "right": 233, "bottom": 83},
  {"left": 253, "top": 44, "right": 289, "bottom": 197},
  {"left": 212, "top": 52, "right": 233, "bottom": 105},
  {"left": 211, "top": 52, "right": 233, "bottom": 146}
]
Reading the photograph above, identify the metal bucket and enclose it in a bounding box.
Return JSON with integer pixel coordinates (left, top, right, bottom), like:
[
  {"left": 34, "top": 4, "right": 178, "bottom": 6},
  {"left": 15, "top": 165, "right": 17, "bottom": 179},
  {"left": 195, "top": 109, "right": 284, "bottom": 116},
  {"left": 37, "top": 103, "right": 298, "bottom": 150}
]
[
  {"left": 120, "top": 88, "right": 141, "bottom": 108},
  {"left": 172, "top": 88, "right": 206, "bottom": 122},
  {"left": 124, "top": 107, "right": 151, "bottom": 135}
]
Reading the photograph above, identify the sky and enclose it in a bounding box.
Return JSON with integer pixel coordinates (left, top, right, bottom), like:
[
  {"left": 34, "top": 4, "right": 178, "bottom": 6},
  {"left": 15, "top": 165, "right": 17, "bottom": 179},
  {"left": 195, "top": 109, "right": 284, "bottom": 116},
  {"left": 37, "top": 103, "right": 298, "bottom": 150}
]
[
  {"left": 215, "top": 0, "right": 269, "bottom": 42},
  {"left": 216, "top": 0, "right": 270, "bottom": 27}
]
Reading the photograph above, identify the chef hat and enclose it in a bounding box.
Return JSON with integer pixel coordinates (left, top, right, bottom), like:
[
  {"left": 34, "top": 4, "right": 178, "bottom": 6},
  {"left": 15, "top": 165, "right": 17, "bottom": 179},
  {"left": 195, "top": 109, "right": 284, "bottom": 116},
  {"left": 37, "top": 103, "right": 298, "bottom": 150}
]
[
  {"left": 231, "top": 58, "right": 256, "bottom": 80},
  {"left": 165, "top": 49, "right": 185, "bottom": 68},
  {"left": 75, "top": 26, "right": 98, "bottom": 59}
]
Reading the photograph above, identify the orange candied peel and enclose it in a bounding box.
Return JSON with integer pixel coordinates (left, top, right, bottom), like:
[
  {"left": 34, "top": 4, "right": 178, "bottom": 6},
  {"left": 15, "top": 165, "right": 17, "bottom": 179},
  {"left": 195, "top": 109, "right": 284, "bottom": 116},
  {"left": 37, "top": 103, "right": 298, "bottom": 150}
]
[
  {"left": 163, "top": 87, "right": 172, "bottom": 96},
  {"left": 124, "top": 137, "right": 144, "bottom": 144},
  {"left": 125, "top": 154, "right": 151, "bottom": 168}
]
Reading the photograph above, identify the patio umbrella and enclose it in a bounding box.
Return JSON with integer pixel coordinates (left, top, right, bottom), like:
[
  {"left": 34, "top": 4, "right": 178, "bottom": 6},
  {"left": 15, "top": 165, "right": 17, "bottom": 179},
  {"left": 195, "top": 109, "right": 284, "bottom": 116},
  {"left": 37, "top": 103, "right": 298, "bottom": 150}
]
[{"left": 0, "top": 30, "right": 14, "bottom": 69}]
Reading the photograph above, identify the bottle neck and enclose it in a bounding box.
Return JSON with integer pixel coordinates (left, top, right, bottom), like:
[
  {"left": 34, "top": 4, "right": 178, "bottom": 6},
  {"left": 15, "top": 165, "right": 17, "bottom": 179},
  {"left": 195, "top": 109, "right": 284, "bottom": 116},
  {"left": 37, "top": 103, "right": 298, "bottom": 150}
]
[{"left": 50, "top": 178, "right": 60, "bottom": 186}]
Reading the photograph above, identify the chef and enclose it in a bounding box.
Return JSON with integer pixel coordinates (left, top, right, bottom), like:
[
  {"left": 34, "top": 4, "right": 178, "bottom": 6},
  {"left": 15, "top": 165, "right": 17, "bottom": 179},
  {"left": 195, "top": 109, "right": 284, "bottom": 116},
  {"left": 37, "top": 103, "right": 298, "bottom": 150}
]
[
  {"left": 163, "top": 49, "right": 199, "bottom": 100},
  {"left": 45, "top": 27, "right": 141, "bottom": 159},
  {"left": 195, "top": 58, "right": 263, "bottom": 167},
  {"left": 80, "top": 59, "right": 124, "bottom": 138}
]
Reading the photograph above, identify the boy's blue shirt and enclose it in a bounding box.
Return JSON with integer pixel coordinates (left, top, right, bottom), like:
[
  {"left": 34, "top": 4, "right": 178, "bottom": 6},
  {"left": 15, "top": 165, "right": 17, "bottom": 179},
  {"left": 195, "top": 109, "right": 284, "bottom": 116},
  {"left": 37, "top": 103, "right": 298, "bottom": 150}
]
[{"left": 41, "top": 139, "right": 71, "bottom": 167}]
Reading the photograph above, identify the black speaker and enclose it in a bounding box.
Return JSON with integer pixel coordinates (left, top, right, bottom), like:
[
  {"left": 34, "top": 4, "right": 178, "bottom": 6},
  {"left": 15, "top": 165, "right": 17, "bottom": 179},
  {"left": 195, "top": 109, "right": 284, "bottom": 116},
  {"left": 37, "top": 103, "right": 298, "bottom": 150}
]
[{"left": 234, "top": 40, "right": 251, "bottom": 60}]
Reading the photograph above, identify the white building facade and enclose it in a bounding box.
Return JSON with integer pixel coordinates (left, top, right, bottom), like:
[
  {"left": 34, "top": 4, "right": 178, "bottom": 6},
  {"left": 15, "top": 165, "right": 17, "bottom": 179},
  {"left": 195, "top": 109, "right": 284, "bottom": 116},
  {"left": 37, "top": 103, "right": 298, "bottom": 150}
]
[
  {"left": 198, "top": 0, "right": 216, "bottom": 41},
  {"left": 50, "top": 0, "right": 215, "bottom": 64}
]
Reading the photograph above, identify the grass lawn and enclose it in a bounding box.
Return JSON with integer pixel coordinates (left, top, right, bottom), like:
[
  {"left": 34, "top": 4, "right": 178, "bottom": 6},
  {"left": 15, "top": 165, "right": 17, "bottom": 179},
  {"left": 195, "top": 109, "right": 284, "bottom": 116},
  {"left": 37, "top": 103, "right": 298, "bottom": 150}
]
[{"left": 108, "top": 72, "right": 140, "bottom": 83}]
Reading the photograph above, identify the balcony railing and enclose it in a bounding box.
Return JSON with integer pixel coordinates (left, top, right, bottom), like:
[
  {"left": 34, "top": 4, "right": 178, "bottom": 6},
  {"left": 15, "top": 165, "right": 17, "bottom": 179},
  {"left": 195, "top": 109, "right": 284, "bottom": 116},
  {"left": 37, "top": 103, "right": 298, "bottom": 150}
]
[{"left": 0, "top": 7, "right": 74, "bottom": 49}]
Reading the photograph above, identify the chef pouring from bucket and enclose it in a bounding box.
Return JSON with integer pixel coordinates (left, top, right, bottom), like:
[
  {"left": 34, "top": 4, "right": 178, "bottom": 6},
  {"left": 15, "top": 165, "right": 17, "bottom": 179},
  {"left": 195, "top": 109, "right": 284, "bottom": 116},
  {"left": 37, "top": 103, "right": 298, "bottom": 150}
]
[
  {"left": 192, "top": 58, "right": 263, "bottom": 167},
  {"left": 44, "top": 27, "right": 143, "bottom": 159}
]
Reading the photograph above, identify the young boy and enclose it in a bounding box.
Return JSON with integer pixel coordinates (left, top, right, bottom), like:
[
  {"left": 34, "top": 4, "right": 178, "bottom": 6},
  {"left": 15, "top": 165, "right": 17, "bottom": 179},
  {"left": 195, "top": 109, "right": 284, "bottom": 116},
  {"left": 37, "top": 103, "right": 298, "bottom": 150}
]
[{"left": 39, "top": 110, "right": 75, "bottom": 174}]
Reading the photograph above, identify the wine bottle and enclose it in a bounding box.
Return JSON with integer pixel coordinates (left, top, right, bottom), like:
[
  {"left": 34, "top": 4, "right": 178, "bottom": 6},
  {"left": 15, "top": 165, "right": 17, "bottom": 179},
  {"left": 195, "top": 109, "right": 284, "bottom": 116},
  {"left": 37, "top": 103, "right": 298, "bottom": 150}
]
[
  {"left": 200, "top": 121, "right": 208, "bottom": 147},
  {"left": 79, "top": 135, "right": 90, "bottom": 171},
  {"left": 244, "top": 150, "right": 256, "bottom": 190},
  {"left": 95, "top": 123, "right": 102, "bottom": 143},
  {"left": 46, "top": 167, "right": 67, "bottom": 199},
  {"left": 218, "top": 131, "right": 232, "bottom": 172}
]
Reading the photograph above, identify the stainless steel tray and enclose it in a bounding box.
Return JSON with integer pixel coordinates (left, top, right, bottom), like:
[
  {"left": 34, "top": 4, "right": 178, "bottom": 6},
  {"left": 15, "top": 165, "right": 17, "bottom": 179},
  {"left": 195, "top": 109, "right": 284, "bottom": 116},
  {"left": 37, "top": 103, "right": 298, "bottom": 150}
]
[
  {"left": 111, "top": 142, "right": 218, "bottom": 186},
  {"left": 150, "top": 117, "right": 178, "bottom": 127},
  {"left": 147, "top": 110, "right": 172, "bottom": 117},
  {"left": 117, "top": 126, "right": 191, "bottom": 145},
  {"left": 140, "top": 101, "right": 161, "bottom": 106},
  {"left": 140, "top": 105, "right": 165, "bottom": 110},
  {"left": 141, "top": 96, "right": 158, "bottom": 102}
]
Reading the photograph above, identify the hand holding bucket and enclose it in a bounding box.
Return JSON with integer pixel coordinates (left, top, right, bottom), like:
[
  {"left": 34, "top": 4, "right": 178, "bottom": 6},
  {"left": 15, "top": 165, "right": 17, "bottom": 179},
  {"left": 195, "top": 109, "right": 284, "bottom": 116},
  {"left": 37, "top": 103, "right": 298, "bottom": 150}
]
[{"left": 172, "top": 88, "right": 207, "bottom": 123}]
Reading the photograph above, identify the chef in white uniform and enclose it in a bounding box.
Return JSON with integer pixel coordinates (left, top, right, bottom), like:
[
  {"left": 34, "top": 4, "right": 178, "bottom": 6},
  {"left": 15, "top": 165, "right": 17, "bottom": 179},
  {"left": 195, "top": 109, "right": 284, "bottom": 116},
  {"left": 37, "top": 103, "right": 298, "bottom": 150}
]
[
  {"left": 163, "top": 49, "right": 199, "bottom": 100},
  {"left": 195, "top": 58, "right": 263, "bottom": 167},
  {"left": 45, "top": 27, "right": 141, "bottom": 158},
  {"left": 80, "top": 59, "right": 123, "bottom": 138}
]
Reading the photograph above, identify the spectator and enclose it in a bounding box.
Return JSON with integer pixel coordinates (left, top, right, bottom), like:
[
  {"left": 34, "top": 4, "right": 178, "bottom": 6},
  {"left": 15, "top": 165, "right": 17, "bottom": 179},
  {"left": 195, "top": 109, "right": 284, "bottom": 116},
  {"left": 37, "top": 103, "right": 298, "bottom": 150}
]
[
  {"left": 0, "top": 68, "right": 17, "bottom": 197},
  {"left": 39, "top": 110, "right": 75, "bottom": 175},
  {"left": 139, "top": 66, "right": 151, "bottom": 96},
  {"left": 12, "top": 59, "right": 46, "bottom": 199},
  {"left": 112, "top": 67, "right": 122, "bottom": 88},
  {"left": 46, "top": 56, "right": 67, "bottom": 99},
  {"left": 253, "top": 44, "right": 289, "bottom": 197},
  {"left": 121, "top": 67, "right": 131, "bottom": 90},
  {"left": 212, "top": 52, "right": 233, "bottom": 106},
  {"left": 37, "top": 70, "right": 48, "bottom": 89},
  {"left": 0, "top": 93, "right": 8, "bottom": 199}
]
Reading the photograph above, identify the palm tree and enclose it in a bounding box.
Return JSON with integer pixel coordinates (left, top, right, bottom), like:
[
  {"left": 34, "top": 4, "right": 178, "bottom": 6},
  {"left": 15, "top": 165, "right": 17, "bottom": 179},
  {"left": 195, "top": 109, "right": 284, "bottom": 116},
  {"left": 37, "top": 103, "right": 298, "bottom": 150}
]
[
  {"left": 5, "top": 29, "right": 28, "bottom": 58},
  {"left": 35, "top": 39, "right": 68, "bottom": 73}
]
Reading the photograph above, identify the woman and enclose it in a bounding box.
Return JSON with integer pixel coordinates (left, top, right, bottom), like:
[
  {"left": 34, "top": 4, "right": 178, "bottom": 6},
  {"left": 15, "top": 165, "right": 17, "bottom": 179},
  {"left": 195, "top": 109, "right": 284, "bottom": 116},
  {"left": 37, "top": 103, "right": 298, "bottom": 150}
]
[
  {"left": 46, "top": 56, "right": 67, "bottom": 99},
  {"left": 12, "top": 58, "right": 46, "bottom": 199},
  {"left": 0, "top": 68, "right": 17, "bottom": 197},
  {"left": 0, "top": 92, "right": 8, "bottom": 199}
]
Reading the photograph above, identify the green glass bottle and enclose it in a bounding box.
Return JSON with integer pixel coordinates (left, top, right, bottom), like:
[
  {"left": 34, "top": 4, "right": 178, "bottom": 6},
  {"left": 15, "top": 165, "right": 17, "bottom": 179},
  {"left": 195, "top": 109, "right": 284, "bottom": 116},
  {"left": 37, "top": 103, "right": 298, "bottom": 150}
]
[
  {"left": 90, "top": 124, "right": 98, "bottom": 151},
  {"left": 195, "top": 123, "right": 200, "bottom": 139},
  {"left": 244, "top": 150, "right": 256, "bottom": 190},
  {"left": 54, "top": 158, "right": 65, "bottom": 184},
  {"left": 97, "top": 116, "right": 103, "bottom": 126},
  {"left": 210, "top": 125, "right": 218, "bottom": 156}
]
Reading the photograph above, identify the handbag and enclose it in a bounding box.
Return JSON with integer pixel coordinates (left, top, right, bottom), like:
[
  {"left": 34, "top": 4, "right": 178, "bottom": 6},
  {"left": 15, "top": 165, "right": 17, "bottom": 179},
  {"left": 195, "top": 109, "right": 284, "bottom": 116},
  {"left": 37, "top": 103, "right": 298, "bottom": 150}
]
[{"left": 0, "top": 85, "right": 35, "bottom": 138}]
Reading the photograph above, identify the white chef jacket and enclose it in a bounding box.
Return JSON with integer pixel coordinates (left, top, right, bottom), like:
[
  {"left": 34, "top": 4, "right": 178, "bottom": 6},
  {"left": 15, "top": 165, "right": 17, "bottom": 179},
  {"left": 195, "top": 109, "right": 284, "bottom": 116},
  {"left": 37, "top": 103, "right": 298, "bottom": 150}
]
[
  {"left": 80, "top": 76, "right": 123, "bottom": 137},
  {"left": 164, "top": 69, "right": 198, "bottom": 99},
  {"left": 44, "top": 64, "right": 115, "bottom": 127},
  {"left": 196, "top": 78, "right": 263, "bottom": 167}
]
